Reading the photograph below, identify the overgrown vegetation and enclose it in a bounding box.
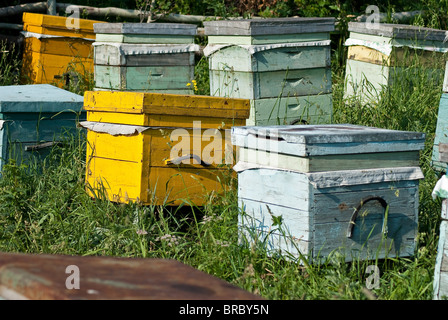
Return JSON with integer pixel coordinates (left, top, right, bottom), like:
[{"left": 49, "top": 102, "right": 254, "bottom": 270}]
[{"left": 1, "top": 0, "right": 448, "bottom": 300}]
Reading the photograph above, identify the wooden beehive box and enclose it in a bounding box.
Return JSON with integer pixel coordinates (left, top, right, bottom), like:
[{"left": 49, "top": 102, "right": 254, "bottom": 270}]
[
  {"left": 203, "top": 18, "right": 335, "bottom": 126},
  {"left": 431, "top": 61, "right": 448, "bottom": 173},
  {"left": 81, "top": 91, "right": 250, "bottom": 206},
  {"left": 92, "top": 23, "right": 198, "bottom": 93},
  {"left": 21, "top": 12, "right": 106, "bottom": 87},
  {"left": 433, "top": 199, "right": 448, "bottom": 299},
  {"left": 231, "top": 124, "right": 425, "bottom": 263},
  {"left": 0, "top": 84, "right": 84, "bottom": 171},
  {"left": 344, "top": 22, "right": 447, "bottom": 103}
]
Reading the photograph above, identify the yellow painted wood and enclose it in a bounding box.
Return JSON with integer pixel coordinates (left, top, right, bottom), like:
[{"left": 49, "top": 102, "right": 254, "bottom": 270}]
[
  {"left": 347, "top": 45, "right": 444, "bottom": 67},
  {"left": 22, "top": 12, "right": 104, "bottom": 39},
  {"left": 21, "top": 50, "right": 93, "bottom": 85},
  {"left": 24, "top": 36, "right": 93, "bottom": 57},
  {"left": 85, "top": 127, "right": 236, "bottom": 205},
  {"left": 84, "top": 91, "right": 249, "bottom": 206},
  {"left": 83, "top": 91, "right": 251, "bottom": 119},
  {"left": 86, "top": 111, "right": 246, "bottom": 129}
]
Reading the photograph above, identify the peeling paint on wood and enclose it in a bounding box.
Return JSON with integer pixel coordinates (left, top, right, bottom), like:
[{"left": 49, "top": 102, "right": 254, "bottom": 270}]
[
  {"left": 0, "top": 84, "right": 84, "bottom": 171},
  {"left": 21, "top": 13, "right": 105, "bottom": 87},
  {"left": 83, "top": 91, "right": 250, "bottom": 206},
  {"left": 232, "top": 124, "right": 424, "bottom": 263},
  {"left": 204, "top": 18, "right": 334, "bottom": 126}
]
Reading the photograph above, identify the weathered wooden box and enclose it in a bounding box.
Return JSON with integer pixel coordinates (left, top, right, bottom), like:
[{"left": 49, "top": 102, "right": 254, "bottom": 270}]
[
  {"left": 93, "top": 23, "right": 198, "bottom": 93},
  {"left": 432, "top": 92, "right": 448, "bottom": 172},
  {"left": 0, "top": 252, "right": 262, "bottom": 300},
  {"left": 231, "top": 124, "right": 425, "bottom": 262},
  {"left": 344, "top": 22, "right": 447, "bottom": 102},
  {"left": 21, "top": 12, "right": 105, "bottom": 87},
  {"left": 433, "top": 199, "right": 448, "bottom": 299},
  {"left": 203, "top": 18, "right": 335, "bottom": 126},
  {"left": 0, "top": 84, "right": 84, "bottom": 170},
  {"left": 431, "top": 62, "right": 448, "bottom": 173},
  {"left": 81, "top": 91, "right": 250, "bottom": 206}
]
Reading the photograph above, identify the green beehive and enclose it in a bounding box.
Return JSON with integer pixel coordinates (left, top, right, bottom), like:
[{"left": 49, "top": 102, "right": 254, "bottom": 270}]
[
  {"left": 203, "top": 18, "right": 335, "bottom": 126},
  {"left": 93, "top": 23, "right": 199, "bottom": 93}
]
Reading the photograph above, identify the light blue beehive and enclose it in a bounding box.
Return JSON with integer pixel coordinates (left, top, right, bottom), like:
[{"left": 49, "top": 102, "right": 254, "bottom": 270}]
[
  {"left": 232, "top": 124, "right": 425, "bottom": 263},
  {"left": 0, "top": 84, "right": 84, "bottom": 170}
]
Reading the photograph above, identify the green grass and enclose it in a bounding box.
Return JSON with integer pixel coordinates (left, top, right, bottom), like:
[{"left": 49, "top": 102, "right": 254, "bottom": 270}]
[{"left": 0, "top": 38, "right": 445, "bottom": 300}]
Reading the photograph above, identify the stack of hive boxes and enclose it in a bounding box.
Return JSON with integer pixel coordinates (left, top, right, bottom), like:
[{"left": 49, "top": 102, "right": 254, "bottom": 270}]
[
  {"left": 92, "top": 23, "right": 199, "bottom": 93},
  {"left": 0, "top": 84, "right": 84, "bottom": 171},
  {"left": 203, "top": 18, "right": 335, "bottom": 126},
  {"left": 21, "top": 12, "right": 104, "bottom": 87},
  {"left": 232, "top": 124, "right": 425, "bottom": 263},
  {"left": 81, "top": 91, "right": 250, "bottom": 206},
  {"left": 344, "top": 22, "right": 448, "bottom": 103}
]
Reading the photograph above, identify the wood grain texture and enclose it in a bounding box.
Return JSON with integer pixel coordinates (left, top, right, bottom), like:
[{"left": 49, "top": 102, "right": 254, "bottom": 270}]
[
  {"left": 347, "top": 45, "right": 443, "bottom": 67},
  {"left": 95, "top": 33, "right": 195, "bottom": 44},
  {"left": 238, "top": 147, "right": 420, "bottom": 172},
  {"left": 246, "top": 94, "right": 332, "bottom": 126},
  {"left": 210, "top": 67, "right": 332, "bottom": 100},
  {"left": 94, "top": 44, "right": 194, "bottom": 67},
  {"left": 84, "top": 91, "right": 249, "bottom": 206},
  {"left": 236, "top": 168, "right": 420, "bottom": 263},
  {"left": 94, "top": 65, "right": 194, "bottom": 91},
  {"left": 434, "top": 200, "right": 448, "bottom": 299},
  {"left": 93, "top": 22, "right": 197, "bottom": 35},
  {"left": 207, "top": 33, "right": 330, "bottom": 45},
  {"left": 0, "top": 251, "right": 262, "bottom": 300},
  {"left": 209, "top": 45, "right": 331, "bottom": 72},
  {"left": 231, "top": 124, "right": 425, "bottom": 156},
  {"left": 432, "top": 93, "right": 448, "bottom": 172},
  {"left": 83, "top": 91, "right": 250, "bottom": 119},
  {"left": 348, "top": 21, "right": 448, "bottom": 42},
  {"left": 203, "top": 18, "right": 335, "bottom": 36}
]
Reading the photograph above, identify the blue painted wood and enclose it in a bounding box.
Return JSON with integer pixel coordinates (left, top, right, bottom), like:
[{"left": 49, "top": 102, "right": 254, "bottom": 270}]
[
  {"left": 432, "top": 93, "right": 448, "bottom": 172},
  {"left": 0, "top": 84, "right": 84, "bottom": 171},
  {"left": 233, "top": 124, "right": 423, "bottom": 263}
]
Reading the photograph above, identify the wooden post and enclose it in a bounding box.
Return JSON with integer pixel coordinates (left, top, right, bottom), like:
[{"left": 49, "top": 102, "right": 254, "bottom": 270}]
[{"left": 47, "top": 0, "right": 56, "bottom": 15}]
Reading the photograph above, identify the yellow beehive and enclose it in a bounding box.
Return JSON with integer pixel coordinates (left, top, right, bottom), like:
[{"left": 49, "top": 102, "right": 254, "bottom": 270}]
[
  {"left": 21, "top": 13, "right": 106, "bottom": 87},
  {"left": 82, "top": 91, "right": 250, "bottom": 206}
]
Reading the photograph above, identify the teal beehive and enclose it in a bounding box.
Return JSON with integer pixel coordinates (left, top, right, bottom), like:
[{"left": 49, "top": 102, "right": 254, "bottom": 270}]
[
  {"left": 203, "top": 18, "right": 335, "bottom": 126},
  {"left": 0, "top": 84, "right": 84, "bottom": 170}
]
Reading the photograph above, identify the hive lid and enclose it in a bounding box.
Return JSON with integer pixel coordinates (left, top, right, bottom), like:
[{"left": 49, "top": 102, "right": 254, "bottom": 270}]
[
  {"left": 231, "top": 124, "right": 426, "bottom": 156},
  {"left": 0, "top": 84, "right": 84, "bottom": 113},
  {"left": 348, "top": 22, "right": 448, "bottom": 42},
  {"left": 203, "top": 17, "right": 335, "bottom": 36},
  {"left": 83, "top": 91, "right": 250, "bottom": 119},
  {"left": 93, "top": 23, "right": 197, "bottom": 35},
  {"left": 22, "top": 12, "right": 107, "bottom": 33}
]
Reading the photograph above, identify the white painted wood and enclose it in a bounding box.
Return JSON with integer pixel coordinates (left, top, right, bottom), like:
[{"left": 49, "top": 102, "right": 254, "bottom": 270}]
[
  {"left": 204, "top": 18, "right": 335, "bottom": 36},
  {"left": 236, "top": 167, "right": 420, "bottom": 263},
  {"left": 348, "top": 22, "right": 448, "bottom": 42},
  {"left": 231, "top": 124, "right": 426, "bottom": 157},
  {"left": 443, "top": 61, "right": 448, "bottom": 93}
]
